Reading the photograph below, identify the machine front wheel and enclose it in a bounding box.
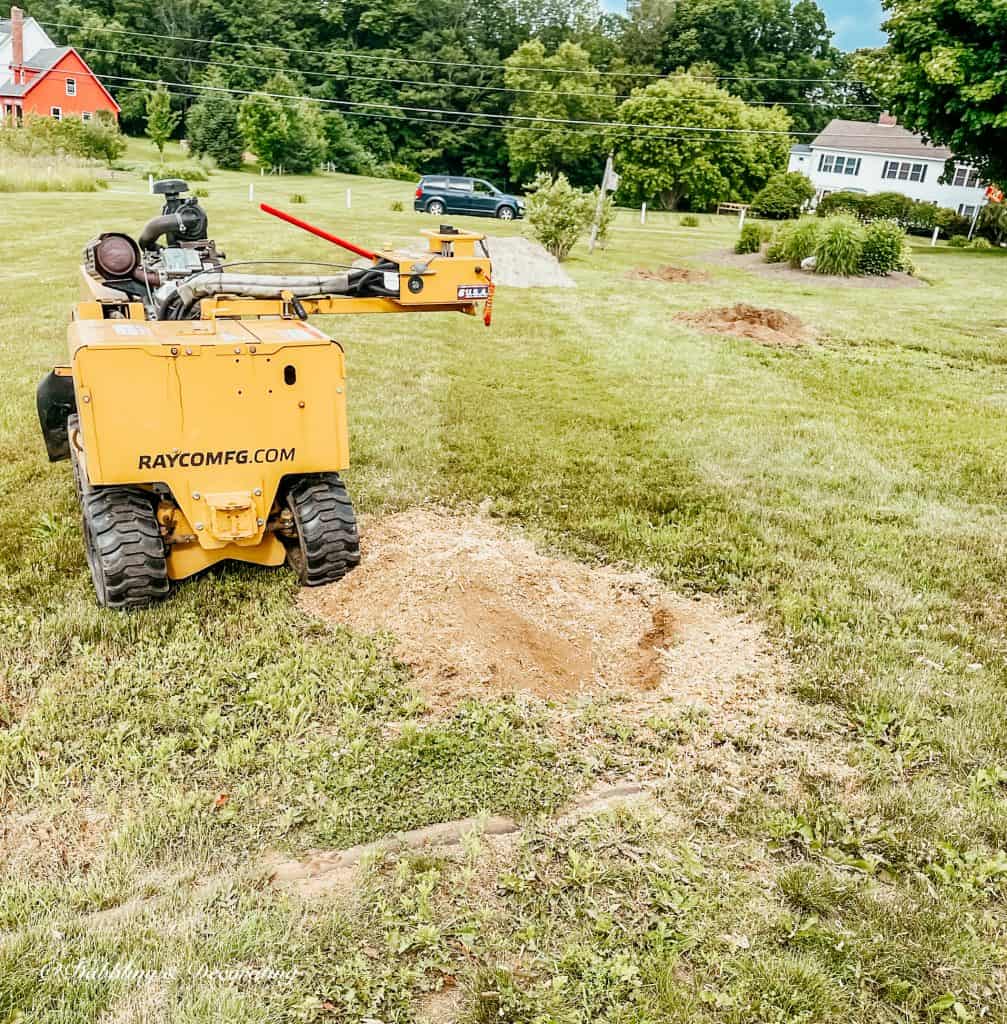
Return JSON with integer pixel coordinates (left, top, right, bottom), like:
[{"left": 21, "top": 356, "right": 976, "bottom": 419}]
[
  {"left": 284, "top": 474, "right": 360, "bottom": 586},
  {"left": 80, "top": 486, "right": 170, "bottom": 610}
]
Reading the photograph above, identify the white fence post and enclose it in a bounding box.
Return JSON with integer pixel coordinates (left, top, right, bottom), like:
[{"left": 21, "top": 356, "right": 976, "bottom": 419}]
[
  {"left": 931, "top": 226, "right": 940, "bottom": 247},
  {"left": 640, "top": 202, "right": 646, "bottom": 225},
  {"left": 148, "top": 174, "right": 154, "bottom": 194},
  {"left": 248, "top": 182, "right": 254, "bottom": 203},
  {"left": 738, "top": 207, "right": 747, "bottom": 232},
  {"left": 346, "top": 188, "right": 352, "bottom": 209}
]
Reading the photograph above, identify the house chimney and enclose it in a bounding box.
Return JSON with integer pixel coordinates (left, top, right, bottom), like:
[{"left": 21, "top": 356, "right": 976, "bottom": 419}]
[
  {"left": 10, "top": 7, "right": 23, "bottom": 85},
  {"left": 879, "top": 111, "right": 897, "bottom": 126}
]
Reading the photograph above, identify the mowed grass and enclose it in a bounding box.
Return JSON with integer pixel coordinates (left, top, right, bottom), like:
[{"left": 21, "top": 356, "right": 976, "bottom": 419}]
[{"left": 3, "top": 145, "right": 1007, "bottom": 1022}]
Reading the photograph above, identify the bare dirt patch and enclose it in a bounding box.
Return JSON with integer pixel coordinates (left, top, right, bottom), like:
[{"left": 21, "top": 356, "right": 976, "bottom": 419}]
[
  {"left": 626, "top": 265, "right": 710, "bottom": 284},
  {"left": 675, "top": 303, "right": 811, "bottom": 347},
  {"left": 704, "top": 247, "right": 924, "bottom": 288},
  {"left": 301, "top": 509, "right": 779, "bottom": 710}
]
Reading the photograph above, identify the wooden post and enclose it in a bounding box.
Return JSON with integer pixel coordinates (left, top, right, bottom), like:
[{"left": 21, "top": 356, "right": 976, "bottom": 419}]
[{"left": 588, "top": 152, "right": 613, "bottom": 254}]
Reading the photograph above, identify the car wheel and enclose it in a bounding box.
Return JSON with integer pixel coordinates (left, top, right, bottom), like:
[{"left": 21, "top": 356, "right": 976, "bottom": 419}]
[
  {"left": 496, "top": 205, "right": 516, "bottom": 220},
  {"left": 427, "top": 199, "right": 445, "bottom": 216}
]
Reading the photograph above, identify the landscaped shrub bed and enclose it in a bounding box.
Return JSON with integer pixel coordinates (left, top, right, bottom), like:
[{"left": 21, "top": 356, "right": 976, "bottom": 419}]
[{"left": 764, "top": 215, "right": 913, "bottom": 277}]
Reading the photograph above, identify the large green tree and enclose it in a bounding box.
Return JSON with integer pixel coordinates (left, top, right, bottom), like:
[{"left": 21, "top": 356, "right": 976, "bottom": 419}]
[
  {"left": 864, "top": 0, "right": 1007, "bottom": 184},
  {"left": 238, "top": 73, "right": 325, "bottom": 173},
  {"left": 618, "top": 0, "right": 875, "bottom": 134},
  {"left": 504, "top": 39, "right": 616, "bottom": 187},
  {"left": 186, "top": 70, "right": 245, "bottom": 169},
  {"left": 610, "top": 74, "right": 791, "bottom": 210}
]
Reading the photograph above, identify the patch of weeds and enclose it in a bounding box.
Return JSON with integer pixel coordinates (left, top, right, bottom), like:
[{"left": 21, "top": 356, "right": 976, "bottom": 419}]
[
  {"left": 777, "top": 864, "right": 857, "bottom": 915},
  {"left": 926, "top": 843, "right": 1007, "bottom": 900},
  {"left": 725, "top": 950, "right": 848, "bottom": 1023},
  {"left": 464, "top": 966, "right": 575, "bottom": 1024},
  {"left": 850, "top": 701, "right": 937, "bottom": 777}
]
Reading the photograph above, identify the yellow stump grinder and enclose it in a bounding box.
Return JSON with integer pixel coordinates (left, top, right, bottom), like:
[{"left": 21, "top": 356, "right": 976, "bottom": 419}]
[{"left": 37, "top": 179, "right": 493, "bottom": 609}]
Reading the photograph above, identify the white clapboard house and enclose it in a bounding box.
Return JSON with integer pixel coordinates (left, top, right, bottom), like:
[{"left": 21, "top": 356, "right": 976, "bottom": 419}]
[{"left": 788, "top": 115, "right": 987, "bottom": 218}]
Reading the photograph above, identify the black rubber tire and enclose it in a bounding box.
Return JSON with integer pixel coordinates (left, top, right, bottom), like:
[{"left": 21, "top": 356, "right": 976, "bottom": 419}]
[
  {"left": 496, "top": 205, "right": 516, "bottom": 220},
  {"left": 80, "top": 486, "right": 169, "bottom": 610},
  {"left": 284, "top": 473, "right": 360, "bottom": 586},
  {"left": 426, "top": 199, "right": 445, "bottom": 216}
]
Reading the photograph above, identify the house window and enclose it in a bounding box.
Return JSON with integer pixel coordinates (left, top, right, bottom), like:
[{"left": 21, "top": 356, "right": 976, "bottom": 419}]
[
  {"left": 818, "top": 154, "right": 861, "bottom": 176},
  {"left": 958, "top": 204, "right": 976, "bottom": 218},
  {"left": 81, "top": 111, "right": 92, "bottom": 122},
  {"left": 65, "top": 78, "right": 76, "bottom": 97},
  {"left": 952, "top": 166, "right": 981, "bottom": 188},
  {"left": 50, "top": 106, "right": 61, "bottom": 120},
  {"left": 882, "top": 160, "right": 927, "bottom": 183}
]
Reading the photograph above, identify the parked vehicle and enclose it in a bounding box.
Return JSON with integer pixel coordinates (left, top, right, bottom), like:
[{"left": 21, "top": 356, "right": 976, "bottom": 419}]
[{"left": 414, "top": 176, "right": 524, "bottom": 220}]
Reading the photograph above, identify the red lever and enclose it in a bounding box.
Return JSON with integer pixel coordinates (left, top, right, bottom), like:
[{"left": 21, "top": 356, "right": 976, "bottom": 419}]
[{"left": 259, "top": 203, "right": 377, "bottom": 262}]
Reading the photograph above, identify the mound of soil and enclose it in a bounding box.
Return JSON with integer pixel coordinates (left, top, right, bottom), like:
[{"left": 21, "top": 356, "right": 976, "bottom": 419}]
[
  {"left": 626, "top": 265, "right": 709, "bottom": 284},
  {"left": 301, "top": 510, "right": 778, "bottom": 706},
  {"left": 675, "top": 303, "right": 810, "bottom": 347}
]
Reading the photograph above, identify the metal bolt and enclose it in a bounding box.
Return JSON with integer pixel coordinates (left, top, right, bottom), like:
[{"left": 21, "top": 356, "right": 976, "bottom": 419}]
[
  {"left": 195, "top": 522, "right": 204, "bottom": 530},
  {"left": 170, "top": 346, "right": 178, "bottom": 355},
  {"left": 234, "top": 347, "right": 241, "bottom": 354},
  {"left": 298, "top": 400, "right": 305, "bottom": 408},
  {"left": 253, "top": 488, "right": 262, "bottom": 496},
  {"left": 249, "top": 345, "right": 257, "bottom": 353},
  {"left": 257, "top": 517, "right": 265, "bottom": 526},
  {"left": 82, "top": 395, "right": 90, "bottom": 403},
  {"left": 185, "top": 348, "right": 193, "bottom": 355},
  {"left": 192, "top": 491, "right": 201, "bottom": 500},
  {"left": 336, "top": 386, "right": 343, "bottom": 394}
]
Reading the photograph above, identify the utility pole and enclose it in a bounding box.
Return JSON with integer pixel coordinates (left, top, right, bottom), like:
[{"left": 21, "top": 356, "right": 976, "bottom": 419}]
[{"left": 588, "top": 151, "right": 618, "bottom": 254}]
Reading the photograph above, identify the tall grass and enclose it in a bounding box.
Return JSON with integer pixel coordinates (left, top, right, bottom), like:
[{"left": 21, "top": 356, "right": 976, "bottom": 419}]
[
  {"left": 815, "top": 214, "right": 865, "bottom": 276},
  {"left": 0, "top": 154, "right": 108, "bottom": 192}
]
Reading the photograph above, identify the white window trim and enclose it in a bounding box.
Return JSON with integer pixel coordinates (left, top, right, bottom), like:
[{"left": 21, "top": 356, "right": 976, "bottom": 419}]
[
  {"left": 81, "top": 111, "right": 92, "bottom": 121},
  {"left": 65, "top": 77, "right": 76, "bottom": 97},
  {"left": 50, "top": 106, "right": 61, "bottom": 120}
]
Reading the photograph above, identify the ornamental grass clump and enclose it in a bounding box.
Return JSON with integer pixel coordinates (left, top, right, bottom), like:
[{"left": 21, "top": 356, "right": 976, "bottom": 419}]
[
  {"left": 782, "top": 219, "right": 822, "bottom": 268},
  {"left": 814, "top": 214, "right": 865, "bottom": 276},
  {"left": 859, "top": 218, "right": 906, "bottom": 276},
  {"left": 735, "top": 222, "right": 763, "bottom": 254}
]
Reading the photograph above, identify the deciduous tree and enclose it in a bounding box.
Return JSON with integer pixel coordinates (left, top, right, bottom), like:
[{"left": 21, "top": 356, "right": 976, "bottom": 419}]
[{"left": 863, "top": 0, "right": 1007, "bottom": 183}]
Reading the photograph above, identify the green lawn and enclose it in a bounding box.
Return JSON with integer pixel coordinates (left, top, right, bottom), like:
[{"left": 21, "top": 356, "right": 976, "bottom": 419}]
[{"left": 3, "top": 148, "right": 1007, "bottom": 1023}]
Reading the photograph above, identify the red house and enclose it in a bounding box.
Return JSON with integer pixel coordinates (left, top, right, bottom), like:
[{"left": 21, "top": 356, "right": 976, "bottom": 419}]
[{"left": 1, "top": 6, "right": 118, "bottom": 122}]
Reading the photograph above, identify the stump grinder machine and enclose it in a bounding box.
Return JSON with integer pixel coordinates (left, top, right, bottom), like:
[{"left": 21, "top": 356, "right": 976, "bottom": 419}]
[{"left": 37, "top": 179, "right": 493, "bottom": 609}]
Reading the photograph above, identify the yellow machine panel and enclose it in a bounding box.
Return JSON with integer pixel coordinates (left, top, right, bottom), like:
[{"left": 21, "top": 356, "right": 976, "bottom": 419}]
[{"left": 40, "top": 192, "right": 493, "bottom": 607}]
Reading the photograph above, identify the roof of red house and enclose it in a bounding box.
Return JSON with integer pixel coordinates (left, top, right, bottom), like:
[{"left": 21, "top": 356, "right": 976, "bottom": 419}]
[{"left": 0, "top": 44, "right": 120, "bottom": 109}]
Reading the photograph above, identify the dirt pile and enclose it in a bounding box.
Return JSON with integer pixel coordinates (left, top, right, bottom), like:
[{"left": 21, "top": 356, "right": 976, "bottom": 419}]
[
  {"left": 482, "top": 236, "right": 576, "bottom": 289},
  {"left": 626, "top": 265, "right": 709, "bottom": 284},
  {"left": 301, "top": 509, "right": 779, "bottom": 706},
  {"left": 675, "top": 303, "right": 810, "bottom": 347}
]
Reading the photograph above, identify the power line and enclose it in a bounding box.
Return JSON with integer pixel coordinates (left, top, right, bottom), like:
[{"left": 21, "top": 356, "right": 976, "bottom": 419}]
[
  {"left": 45, "top": 68, "right": 880, "bottom": 138},
  {"left": 42, "top": 20, "right": 868, "bottom": 86},
  {"left": 73, "top": 43, "right": 882, "bottom": 110}
]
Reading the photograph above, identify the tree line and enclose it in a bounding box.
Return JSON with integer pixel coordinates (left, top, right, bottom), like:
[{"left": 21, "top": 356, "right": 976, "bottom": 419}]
[{"left": 26, "top": 0, "right": 882, "bottom": 207}]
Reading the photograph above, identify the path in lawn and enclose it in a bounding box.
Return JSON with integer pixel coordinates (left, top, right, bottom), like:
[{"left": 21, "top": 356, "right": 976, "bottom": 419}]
[{"left": 3, "top": 166, "right": 1007, "bottom": 1022}]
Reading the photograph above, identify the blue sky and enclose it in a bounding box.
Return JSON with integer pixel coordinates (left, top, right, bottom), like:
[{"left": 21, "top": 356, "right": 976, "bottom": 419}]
[{"left": 600, "top": 0, "right": 886, "bottom": 52}]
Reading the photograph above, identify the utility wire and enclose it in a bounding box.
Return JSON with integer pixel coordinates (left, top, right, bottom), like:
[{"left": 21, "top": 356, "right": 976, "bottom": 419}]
[
  {"left": 72, "top": 43, "right": 881, "bottom": 110},
  {"left": 42, "top": 20, "right": 869, "bottom": 85},
  {"left": 41, "top": 68, "right": 893, "bottom": 139}
]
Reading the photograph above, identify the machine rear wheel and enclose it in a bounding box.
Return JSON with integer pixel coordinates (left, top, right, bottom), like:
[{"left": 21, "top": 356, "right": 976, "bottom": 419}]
[
  {"left": 80, "top": 487, "right": 170, "bottom": 610},
  {"left": 284, "top": 474, "right": 360, "bottom": 586}
]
